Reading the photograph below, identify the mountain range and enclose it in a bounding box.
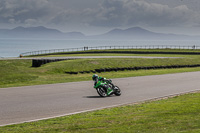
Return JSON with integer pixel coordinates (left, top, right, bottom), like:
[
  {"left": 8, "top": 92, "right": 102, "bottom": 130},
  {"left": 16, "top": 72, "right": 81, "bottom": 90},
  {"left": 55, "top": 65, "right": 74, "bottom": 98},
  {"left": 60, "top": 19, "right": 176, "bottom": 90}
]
[
  {"left": 0, "top": 26, "right": 199, "bottom": 40},
  {"left": 0, "top": 26, "right": 85, "bottom": 39}
]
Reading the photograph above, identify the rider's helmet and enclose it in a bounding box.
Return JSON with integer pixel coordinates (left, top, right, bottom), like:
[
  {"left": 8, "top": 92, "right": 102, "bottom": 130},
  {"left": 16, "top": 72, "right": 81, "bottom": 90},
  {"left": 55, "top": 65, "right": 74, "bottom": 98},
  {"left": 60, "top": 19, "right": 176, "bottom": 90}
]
[{"left": 92, "top": 74, "right": 98, "bottom": 81}]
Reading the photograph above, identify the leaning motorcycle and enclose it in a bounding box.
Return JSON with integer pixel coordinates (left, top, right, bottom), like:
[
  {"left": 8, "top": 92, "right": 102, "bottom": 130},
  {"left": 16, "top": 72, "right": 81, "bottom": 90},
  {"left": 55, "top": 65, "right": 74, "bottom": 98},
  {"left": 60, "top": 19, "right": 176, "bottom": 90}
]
[{"left": 93, "top": 79, "right": 121, "bottom": 97}]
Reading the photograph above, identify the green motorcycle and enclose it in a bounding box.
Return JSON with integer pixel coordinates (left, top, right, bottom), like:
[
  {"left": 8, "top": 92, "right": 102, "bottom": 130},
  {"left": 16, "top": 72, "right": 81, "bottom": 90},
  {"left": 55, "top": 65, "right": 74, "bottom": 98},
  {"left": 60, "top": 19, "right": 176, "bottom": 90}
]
[{"left": 94, "top": 79, "right": 121, "bottom": 97}]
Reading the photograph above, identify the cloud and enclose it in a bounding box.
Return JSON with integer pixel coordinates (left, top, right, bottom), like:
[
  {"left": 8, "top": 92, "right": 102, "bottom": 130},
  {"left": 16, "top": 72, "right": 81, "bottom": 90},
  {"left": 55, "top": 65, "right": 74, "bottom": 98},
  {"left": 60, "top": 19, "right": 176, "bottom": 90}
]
[
  {"left": 51, "top": 10, "right": 80, "bottom": 25},
  {"left": 0, "top": 0, "right": 57, "bottom": 25},
  {"left": 87, "top": 0, "right": 195, "bottom": 27},
  {"left": 0, "top": 0, "right": 199, "bottom": 29},
  {"left": 49, "top": 0, "right": 197, "bottom": 28}
]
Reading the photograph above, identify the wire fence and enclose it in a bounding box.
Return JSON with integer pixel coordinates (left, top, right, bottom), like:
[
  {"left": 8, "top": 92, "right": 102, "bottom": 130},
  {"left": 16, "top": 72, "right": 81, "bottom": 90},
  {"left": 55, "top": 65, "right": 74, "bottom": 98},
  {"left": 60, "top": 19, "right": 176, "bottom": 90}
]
[{"left": 20, "top": 45, "right": 200, "bottom": 56}]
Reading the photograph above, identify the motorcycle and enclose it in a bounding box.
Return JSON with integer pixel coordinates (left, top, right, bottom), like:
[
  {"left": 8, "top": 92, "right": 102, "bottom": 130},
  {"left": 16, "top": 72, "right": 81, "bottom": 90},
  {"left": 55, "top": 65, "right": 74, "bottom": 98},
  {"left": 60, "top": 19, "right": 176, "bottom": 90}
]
[{"left": 93, "top": 79, "right": 121, "bottom": 97}]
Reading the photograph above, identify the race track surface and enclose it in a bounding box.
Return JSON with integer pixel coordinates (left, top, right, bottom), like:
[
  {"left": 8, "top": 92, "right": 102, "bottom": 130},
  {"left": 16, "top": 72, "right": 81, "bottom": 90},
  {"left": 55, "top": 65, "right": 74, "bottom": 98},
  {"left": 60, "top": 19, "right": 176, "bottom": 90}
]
[
  {"left": 0, "top": 71, "right": 200, "bottom": 126},
  {"left": 0, "top": 55, "right": 179, "bottom": 60}
]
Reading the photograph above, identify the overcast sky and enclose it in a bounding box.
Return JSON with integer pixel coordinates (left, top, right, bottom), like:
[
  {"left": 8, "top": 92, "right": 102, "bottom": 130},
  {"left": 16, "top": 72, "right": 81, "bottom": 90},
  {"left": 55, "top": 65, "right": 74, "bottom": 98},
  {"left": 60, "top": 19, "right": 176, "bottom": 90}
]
[{"left": 0, "top": 0, "right": 200, "bottom": 35}]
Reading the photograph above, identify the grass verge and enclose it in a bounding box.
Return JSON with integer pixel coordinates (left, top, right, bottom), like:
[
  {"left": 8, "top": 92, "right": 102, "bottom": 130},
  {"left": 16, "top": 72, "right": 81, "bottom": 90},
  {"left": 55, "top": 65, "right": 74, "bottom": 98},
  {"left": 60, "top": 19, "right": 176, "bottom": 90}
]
[
  {"left": 1, "top": 92, "right": 200, "bottom": 132},
  {"left": 1, "top": 50, "right": 200, "bottom": 132},
  {"left": 27, "top": 48, "right": 200, "bottom": 57},
  {"left": 1, "top": 53, "right": 200, "bottom": 88}
]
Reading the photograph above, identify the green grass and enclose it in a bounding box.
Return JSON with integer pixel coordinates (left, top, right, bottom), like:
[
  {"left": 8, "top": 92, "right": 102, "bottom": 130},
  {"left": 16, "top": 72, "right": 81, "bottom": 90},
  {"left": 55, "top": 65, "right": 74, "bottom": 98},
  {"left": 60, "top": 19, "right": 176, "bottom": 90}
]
[
  {"left": 1, "top": 50, "right": 200, "bottom": 132},
  {"left": 27, "top": 48, "right": 200, "bottom": 57},
  {"left": 106, "top": 48, "right": 200, "bottom": 52},
  {"left": 0, "top": 60, "right": 38, "bottom": 86},
  {"left": 1, "top": 92, "right": 200, "bottom": 132},
  {"left": 29, "top": 53, "right": 186, "bottom": 58},
  {"left": 1, "top": 53, "right": 200, "bottom": 88},
  {"left": 49, "top": 57, "right": 200, "bottom": 73}
]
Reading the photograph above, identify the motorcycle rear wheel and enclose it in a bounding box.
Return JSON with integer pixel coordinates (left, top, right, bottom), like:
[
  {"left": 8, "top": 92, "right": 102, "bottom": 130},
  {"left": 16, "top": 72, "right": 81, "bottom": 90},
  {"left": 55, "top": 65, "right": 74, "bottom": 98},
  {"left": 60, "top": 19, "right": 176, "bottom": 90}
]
[{"left": 97, "top": 88, "right": 107, "bottom": 97}]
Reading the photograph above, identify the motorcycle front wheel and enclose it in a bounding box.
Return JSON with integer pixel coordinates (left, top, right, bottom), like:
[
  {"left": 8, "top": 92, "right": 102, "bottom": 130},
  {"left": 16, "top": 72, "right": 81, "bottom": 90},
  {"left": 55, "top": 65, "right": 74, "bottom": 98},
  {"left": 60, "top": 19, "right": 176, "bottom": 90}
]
[
  {"left": 97, "top": 88, "right": 107, "bottom": 97},
  {"left": 114, "top": 86, "right": 121, "bottom": 96}
]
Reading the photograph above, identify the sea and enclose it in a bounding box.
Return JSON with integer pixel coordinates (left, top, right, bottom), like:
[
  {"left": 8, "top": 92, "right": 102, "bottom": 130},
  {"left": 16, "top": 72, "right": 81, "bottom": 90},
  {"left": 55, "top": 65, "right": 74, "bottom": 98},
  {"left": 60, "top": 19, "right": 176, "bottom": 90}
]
[{"left": 0, "top": 38, "right": 200, "bottom": 57}]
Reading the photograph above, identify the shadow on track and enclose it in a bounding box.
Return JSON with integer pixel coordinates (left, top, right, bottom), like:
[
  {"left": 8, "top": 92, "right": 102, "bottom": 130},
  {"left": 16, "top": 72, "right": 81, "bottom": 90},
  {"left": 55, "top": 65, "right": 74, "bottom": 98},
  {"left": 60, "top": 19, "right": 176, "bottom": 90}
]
[
  {"left": 83, "top": 96, "right": 103, "bottom": 98},
  {"left": 83, "top": 95, "right": 117, "bottom": 98}
]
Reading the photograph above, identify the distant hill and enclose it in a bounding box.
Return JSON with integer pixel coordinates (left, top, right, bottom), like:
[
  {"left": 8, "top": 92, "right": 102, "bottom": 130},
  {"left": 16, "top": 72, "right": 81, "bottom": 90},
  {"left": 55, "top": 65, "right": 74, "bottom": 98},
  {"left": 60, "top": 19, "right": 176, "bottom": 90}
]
[
  {"left": 92, "top": 27, "right": 200, "bottom": 40},
  {"left": 106, "top": 27, "right": 153, "bottom": 35},
  {"left": 0, "top": 26, "right": 85, "bottom": 39},
  {"left": 0, "top": 26, "right": 199, "bottom": 40}
]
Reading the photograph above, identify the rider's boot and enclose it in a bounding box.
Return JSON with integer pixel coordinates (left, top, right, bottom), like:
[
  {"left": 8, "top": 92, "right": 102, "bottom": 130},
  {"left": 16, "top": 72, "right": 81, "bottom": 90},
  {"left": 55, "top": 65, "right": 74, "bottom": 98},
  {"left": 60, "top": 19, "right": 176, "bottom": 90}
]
[{"left": 107, "top": 87, "right": 113, "bottom": 95}]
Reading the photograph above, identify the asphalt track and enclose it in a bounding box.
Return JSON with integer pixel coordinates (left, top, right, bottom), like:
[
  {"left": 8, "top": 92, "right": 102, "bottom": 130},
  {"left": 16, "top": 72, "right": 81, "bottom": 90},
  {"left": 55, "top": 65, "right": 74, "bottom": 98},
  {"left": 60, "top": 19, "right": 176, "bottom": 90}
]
[
  {"left": 0, "top": 55, "right": 179, "bottom": 60},
  {"left": 1, "top": 71, "right": 200, "bottom": 126}
]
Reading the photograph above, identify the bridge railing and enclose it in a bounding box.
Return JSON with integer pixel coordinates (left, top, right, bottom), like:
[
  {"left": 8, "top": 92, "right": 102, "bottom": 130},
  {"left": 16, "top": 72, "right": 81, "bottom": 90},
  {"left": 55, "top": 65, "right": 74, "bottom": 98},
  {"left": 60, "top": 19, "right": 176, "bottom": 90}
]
[{"left": 20, "top": 45, "right": 200, "bottom": 56}]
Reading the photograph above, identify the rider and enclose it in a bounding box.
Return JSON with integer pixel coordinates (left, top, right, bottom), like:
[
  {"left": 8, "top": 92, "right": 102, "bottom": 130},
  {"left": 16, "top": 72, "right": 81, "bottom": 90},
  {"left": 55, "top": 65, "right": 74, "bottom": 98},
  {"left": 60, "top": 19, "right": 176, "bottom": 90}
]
[{"left": 92, "top": 74, "right": 113, "bottom": 95}]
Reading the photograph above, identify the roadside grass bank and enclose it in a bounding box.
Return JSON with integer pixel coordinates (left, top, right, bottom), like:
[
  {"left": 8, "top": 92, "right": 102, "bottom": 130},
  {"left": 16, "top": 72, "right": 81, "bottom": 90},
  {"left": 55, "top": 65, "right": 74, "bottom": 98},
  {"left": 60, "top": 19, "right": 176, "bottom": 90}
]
[
  {"left": 27, "top": 53, "right": 190, "bottom": 58},
  {"left": 1, "top": 92, "right": 200, "bottom": 132},
  {"left": 26, "top": 48, "right": 200, "bottom": 57},
  {"left": 1, "top": 54, "right": 200, "bottom": 88}
]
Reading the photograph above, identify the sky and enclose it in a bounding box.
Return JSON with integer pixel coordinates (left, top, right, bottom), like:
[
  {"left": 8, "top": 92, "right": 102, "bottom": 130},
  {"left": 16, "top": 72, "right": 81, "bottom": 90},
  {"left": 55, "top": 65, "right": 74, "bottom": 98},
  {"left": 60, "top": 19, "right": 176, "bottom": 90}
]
[{"left": 0, "top": 0, "right": 200, "bottom": 35}]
